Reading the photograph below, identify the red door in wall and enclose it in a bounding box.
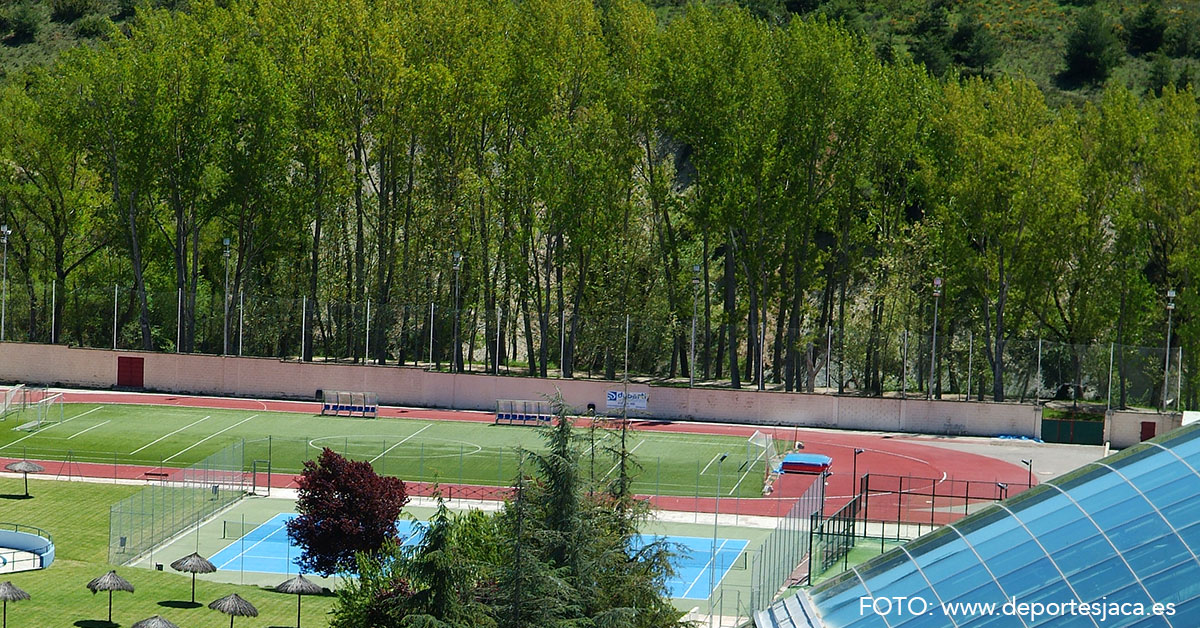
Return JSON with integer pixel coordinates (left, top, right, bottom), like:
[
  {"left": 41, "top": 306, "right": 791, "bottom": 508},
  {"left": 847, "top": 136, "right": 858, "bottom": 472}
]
[
  {"left": 1140, "top": 421, "right": 1157, "bottom": 442},
  {"left": 117, "top": 356, "right": 145, "bottom": 388}
]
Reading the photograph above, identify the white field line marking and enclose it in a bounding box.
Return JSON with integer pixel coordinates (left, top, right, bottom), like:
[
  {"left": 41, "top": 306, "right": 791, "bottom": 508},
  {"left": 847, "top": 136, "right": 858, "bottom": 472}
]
[
  {"left": 700, "top": 452, "right": 722, "bottom": 476},
  {"left": 370, "top": 424, "right": 432, "bottom": 463},
  {"left": 728, "top": 449, "right": 768, "bottom": 496},
  {"left": 681, "top": 538, "right": 732, "bottom": 599},
  {"left": 164, "top": 415, "right": 258, "bottom": 462},
  {"left": 0, "top": 406, "right": 103, "bottom": 450},
  {"left": 129, "top": 415, "right": 213, "bottom": 455},
  {"left": 602, "top": 439, "right": 646, "bottom": 480},
  {"left": 67, "top": 420, "right": 110, "bottom": 440},
  {"left": 218, "top": 522, "right": 288, "bottom": 570}
]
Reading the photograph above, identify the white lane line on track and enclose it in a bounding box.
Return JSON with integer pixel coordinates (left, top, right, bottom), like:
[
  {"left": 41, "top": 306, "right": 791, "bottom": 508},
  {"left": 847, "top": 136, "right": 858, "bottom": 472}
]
[
  {"left": 370, "top": 424, "right": 432, "bottom": 463},
  {"left": 130, "top": 415, "right": 212, "bottom": 455},
  {"left": 164, "top": 415, "right": 258, "bottom": 462},
  {"left": 0, "top": 406, "right": 104, "bottom": 451},
  {"left": 67, "top": 421, "right": 110, "bottom": 440}
]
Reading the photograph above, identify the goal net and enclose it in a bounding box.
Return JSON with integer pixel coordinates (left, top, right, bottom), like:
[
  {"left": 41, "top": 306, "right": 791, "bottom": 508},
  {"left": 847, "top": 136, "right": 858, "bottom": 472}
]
[
  {"left": 15, "top": 393, "right": 64, "bottom": 432},
  {"left": 1, "top": 384, "right": 25, "bottom": 420},
  {"left": 748, "top": 430, "right": 783, "bottom": 481}
]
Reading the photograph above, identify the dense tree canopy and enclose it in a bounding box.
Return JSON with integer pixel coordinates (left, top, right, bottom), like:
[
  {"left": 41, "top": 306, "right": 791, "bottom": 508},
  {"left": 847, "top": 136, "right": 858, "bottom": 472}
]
[{"left": 0, "top": 0, "right": 1197, "bottom": 408}]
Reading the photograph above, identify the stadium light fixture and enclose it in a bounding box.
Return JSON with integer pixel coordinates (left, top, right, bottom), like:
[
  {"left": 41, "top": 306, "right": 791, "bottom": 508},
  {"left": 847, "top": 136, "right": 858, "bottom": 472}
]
[
  {"left": 0, "top": 224, "right": 9, "bottom": 342},
  {"left": 1163, "top": 289, "right": 1176, "bottom": 409},
  {"left": 852, "top": 448, "right": 865, "bottom": 495},
  {"left": 1021, "top": 459, "right": 1032, "bottom": 488},
  {"left": 996, "top": 481, "right": 1008, "bottom": 499},
  {"left": 691, "top": 264, "right": 701, "bottom": 389},
  {"left": 929, "top": 277, "right": 943, "bottom": 400}
]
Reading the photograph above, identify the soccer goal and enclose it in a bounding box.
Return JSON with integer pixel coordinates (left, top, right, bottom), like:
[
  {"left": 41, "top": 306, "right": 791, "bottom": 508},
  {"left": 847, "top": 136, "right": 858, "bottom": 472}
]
[
  {"left": 495, "top": 399, "right": 553, "bottom": 426},
  {"left": 319, "top": 390, "right": 378, "bottom": 418},
  {"left": 748, "top": 430, "right": 784, "bottom": 487},
  {"left": 14, "top": 393, "right": 64, "bottom": 432},
  {"left": 1, "top": 384, "right": 25, "bottom": 420}
]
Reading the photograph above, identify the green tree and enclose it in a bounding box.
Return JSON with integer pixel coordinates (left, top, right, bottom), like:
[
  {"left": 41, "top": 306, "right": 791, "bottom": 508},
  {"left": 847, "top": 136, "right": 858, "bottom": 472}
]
[
  {"left": 1063, "top": 7, "right": 1121, "bottom": 84},
  {"left": 1124, "top": 3, "right": 1166, "bottom": 56}
]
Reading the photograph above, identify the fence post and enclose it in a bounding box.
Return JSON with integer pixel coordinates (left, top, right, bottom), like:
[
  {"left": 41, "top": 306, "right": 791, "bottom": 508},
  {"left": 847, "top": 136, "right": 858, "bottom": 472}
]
[
  {"left": 429, "top": 302, "right": 435, "bottom": 366},
  {"left": 50, "top": 279, "right": 56, "bottom": 344},
  {"left": 966, "top": 331, "right": 973, "bottom": 401},
  {"left": 176, "top": 288, "right": 182, "bottom": 353},
  {"left": 112, "top": 284, "right": 118, "bottom": 350},
  {"left": 1036, "top": 338, "right": 1043, "bottom": 402},
  {"left": 238, "top": 292, "right": 244, "bottom": 356},
  {"left": 1107, "top": 343, "right": 1114, "bottom": 411},
  {"left": 301, "top": 295, "right": 307, "bottom": 360},
  {"left": 365, "top": 299, "right": 371, "bottom": 363}
]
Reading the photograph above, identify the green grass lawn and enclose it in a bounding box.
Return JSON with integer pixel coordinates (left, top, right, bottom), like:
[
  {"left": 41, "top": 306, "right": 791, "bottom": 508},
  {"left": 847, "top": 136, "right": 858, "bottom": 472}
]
[
  {"left": 0, "top": 403, "right": 770, "bottom": 498},
  {"left": 0, "top": 477, "right": 337, "bottom": 627}
]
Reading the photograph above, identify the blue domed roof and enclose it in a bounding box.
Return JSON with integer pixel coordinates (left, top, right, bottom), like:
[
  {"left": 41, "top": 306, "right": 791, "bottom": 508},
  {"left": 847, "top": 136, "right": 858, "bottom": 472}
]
[{"left": 759, "top": 424, "right": 1200, "bottom": 628}]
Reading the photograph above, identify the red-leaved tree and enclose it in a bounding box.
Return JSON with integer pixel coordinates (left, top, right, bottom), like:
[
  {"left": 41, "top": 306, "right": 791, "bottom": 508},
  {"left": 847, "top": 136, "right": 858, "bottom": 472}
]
[{"left": 286, "top": 448, "right": 409, "bottom": 576}]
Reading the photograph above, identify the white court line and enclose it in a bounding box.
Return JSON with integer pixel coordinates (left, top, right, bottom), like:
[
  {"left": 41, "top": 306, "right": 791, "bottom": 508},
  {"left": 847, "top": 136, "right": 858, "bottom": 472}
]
[
  {"left": 680, "top": 538, "right": 732, "bottom": 599},
  {"left": 700, "top": 452, "right": 722, "bottom": 475},
  {"left": 164, "top": 415, "right": 258, "bottom": 462},
  {"left": 129, "top": 415, "right": 212, "bottom": 455},
  {"left": 370, "top": 424, "right": 432, "bottom": 463},
  {"left": 67, "top": 420, "right": 110, "bottom": 440},
  {"left": 602, "top": 439, "right": 646, "bottom": 480},
  {"left": 727, "top": 449, "right": 768, "bottom": 496},
  {"left": 218, "top": 522, "right": 288, "bottom": 570},
  {"left": 0, "top": 406, "right": 104, "bottom": 451}
]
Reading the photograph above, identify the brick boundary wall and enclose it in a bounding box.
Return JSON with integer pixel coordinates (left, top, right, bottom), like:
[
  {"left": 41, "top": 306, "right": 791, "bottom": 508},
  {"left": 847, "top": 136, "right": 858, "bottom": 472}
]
[{"left": 0, "top": 342, "right": 1044, "bottom": 438}]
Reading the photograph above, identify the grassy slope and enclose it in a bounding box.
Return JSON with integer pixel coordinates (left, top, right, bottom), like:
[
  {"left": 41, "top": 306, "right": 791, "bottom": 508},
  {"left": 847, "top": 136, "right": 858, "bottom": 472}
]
[
  {"left": 1, "top": 403, "right": 770, "bottom": 498},
  {"left": 0, "top": 477, "right": 337, "bottom": 627}
]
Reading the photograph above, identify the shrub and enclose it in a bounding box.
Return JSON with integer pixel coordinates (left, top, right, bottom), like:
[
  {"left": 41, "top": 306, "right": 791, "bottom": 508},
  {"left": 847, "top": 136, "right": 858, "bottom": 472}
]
[
  {"left": 10, "top": 3, "right": 47, "bottom": 43},
  {"left": 49, "top": 0, "right": 101, "bottom": 23},
  {"left": 1063, "top": 7, "right": 1121, "bottom": 84},
  {"left": 1124, "top": 4, "right": 1166, "bottom": 56},
  {"left": 72, "top": 13, "right": 113, "bottom": 38}
]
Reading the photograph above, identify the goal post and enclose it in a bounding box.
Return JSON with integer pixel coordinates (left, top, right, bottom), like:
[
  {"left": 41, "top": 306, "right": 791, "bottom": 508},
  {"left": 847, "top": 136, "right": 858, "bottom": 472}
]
[
  {"left": 14, "top": 393, "right": 64, "bottom": 432},
  {"left": 1, "top": 384, "right": 25, "bottom": 420},
  {"left": 748, "top": 430, "right": 784, "bottom": 490}
]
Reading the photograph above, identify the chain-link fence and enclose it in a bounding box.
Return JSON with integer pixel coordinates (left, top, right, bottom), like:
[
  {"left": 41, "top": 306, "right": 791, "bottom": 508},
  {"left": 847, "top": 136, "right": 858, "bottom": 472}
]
[
  {"left": 3, "top": 282, "right": 1191, "bottom": 410},
  {"left": 108, "top": 440, "right": 248, "bottom": 565}
]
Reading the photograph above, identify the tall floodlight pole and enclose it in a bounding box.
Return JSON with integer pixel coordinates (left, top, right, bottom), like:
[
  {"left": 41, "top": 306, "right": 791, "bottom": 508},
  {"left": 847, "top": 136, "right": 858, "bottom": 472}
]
[
  {"left": 0, "top": 224, "right": 9, "bottom": 343},
  {"left": 1021, "top": 458, "right": 1033, "bottom": 488},
  {"left": 1163, "top": 289, "right": 1176, "bottom": 409},
  {"left": 710, "top": 452, "right": 728, "bottom": 628},
  {"left": 452, "top": 251, "right": 462, "bottom": 374},
  {"left": 691, "top": 264, "right": 700, "bottom": 388},
  {"left": 929, "top": 277, "right": 942, "bottom": 400},
  {"left": 223, "top": 237, "right": 231, "bottom": 355}
]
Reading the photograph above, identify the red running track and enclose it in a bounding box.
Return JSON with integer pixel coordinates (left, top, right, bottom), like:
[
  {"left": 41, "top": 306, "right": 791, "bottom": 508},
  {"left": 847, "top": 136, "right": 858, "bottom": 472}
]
[{"left": 11, "top": 389, "right": 1034, "bottom": 519}]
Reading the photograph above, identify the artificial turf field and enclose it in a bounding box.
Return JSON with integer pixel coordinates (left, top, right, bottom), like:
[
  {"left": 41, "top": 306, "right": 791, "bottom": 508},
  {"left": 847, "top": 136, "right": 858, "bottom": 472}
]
[{"left": 0, "top": 403, "right": 773, "bottom": 498}]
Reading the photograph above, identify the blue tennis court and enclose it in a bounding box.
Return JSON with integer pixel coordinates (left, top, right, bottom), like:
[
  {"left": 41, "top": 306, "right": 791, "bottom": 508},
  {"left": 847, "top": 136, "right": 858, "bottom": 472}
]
[{"left": 210, "top": 513, "right": 748, "bottom": 600}]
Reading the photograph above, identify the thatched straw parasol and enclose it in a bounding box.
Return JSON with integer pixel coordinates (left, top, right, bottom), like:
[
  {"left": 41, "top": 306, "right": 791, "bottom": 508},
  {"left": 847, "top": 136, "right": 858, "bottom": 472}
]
[
  {"left": 130, "top": 615, "right": 180, "bottom": 628},
  {"left": 86, "top": 570, "right": 134, "bottom": 623},
  {"left": 3, "top": 461, "right": 43, "bottom": 498},
  {"left": 209, "top": 593, "right": 258, "bottom": 628},
  {"left": 275, "top": 574, "right": 323, "bottom": 627},
  {"left": 0, "top": 582, "right": 30, "bottom": 628},
  {"left": 169, "top": 552, "right": 216, "bottom": 603}
]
